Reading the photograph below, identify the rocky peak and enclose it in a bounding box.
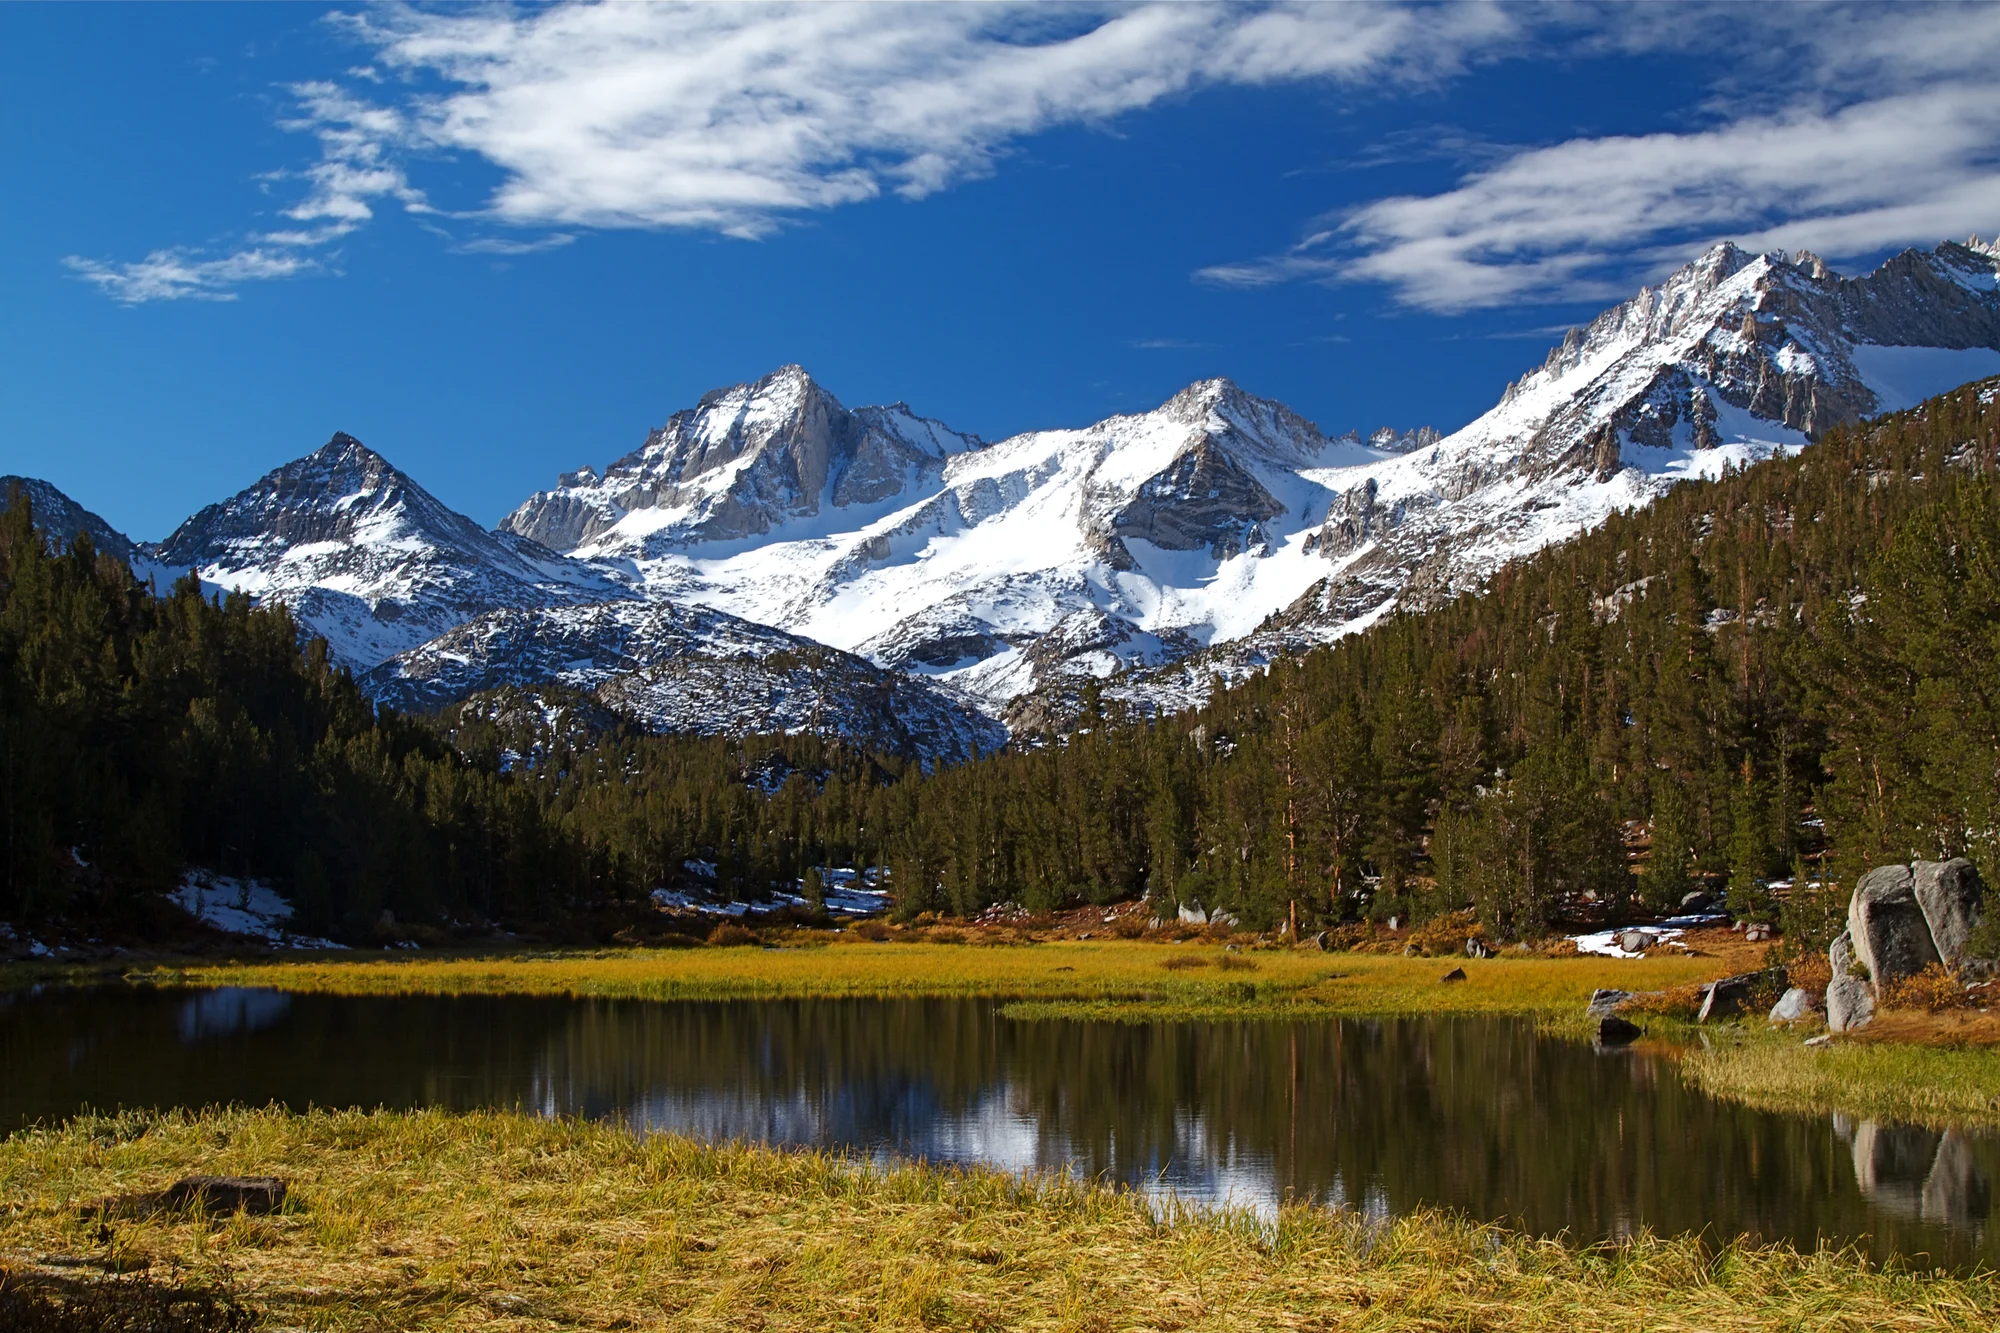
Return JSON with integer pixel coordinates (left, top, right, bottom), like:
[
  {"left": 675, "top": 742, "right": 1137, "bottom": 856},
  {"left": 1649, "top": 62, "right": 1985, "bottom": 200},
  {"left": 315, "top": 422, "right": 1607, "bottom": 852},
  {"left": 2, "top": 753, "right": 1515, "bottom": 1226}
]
[
  {"left": 502, "top": 367, "right": 982, "bottom": 554},
  {"left": 0, "top": 476, "right": 137, "bottom": 563}
]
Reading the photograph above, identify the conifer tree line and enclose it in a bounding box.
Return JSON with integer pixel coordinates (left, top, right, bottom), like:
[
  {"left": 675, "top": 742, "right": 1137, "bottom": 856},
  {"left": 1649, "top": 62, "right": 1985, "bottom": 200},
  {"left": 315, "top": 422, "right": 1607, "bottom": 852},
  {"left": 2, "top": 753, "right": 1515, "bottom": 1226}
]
[{"left": 2, "top": 378, "right": 1997, "bottom": 944}]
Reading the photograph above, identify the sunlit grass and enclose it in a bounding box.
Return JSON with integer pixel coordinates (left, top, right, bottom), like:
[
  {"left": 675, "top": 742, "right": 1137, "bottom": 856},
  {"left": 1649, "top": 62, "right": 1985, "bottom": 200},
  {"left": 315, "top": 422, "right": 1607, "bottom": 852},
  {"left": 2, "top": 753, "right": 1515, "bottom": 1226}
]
[
  {"left": 2, "top": 1106, "right": 1992, "bottom": 1332},
  {"left": 139, "top": 941, "right": 1720, "bottom": 1019},
  {"left": 1681, "top": 1026, "right": 2000, "bottom": 1130}
]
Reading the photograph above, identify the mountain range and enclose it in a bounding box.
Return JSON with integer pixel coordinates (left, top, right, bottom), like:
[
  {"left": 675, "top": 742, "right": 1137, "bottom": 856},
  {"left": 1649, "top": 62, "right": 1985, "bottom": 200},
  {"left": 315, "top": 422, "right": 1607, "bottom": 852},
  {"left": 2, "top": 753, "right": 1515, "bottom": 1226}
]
[{"left": 9, "top": 236, "right": 2000, "bottom": 757}]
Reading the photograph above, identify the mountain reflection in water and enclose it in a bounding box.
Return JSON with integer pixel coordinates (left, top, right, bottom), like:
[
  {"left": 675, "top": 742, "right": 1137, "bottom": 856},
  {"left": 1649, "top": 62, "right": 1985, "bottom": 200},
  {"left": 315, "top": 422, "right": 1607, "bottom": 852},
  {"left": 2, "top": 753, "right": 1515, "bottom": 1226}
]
[{"left": 1, "top": 986, "right": 1992, "bottom": 1267}]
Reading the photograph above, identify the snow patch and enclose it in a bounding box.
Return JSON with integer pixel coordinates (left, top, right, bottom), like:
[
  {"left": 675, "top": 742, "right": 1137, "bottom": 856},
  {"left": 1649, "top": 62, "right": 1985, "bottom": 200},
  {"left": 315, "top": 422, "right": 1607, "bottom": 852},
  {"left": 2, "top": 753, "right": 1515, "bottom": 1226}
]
[
  {"left": 171, "top": 872, "right": 344, "bottom": 949},
  {"left": 1850, "top": 344, "right": 2000, "bottom": 415}
]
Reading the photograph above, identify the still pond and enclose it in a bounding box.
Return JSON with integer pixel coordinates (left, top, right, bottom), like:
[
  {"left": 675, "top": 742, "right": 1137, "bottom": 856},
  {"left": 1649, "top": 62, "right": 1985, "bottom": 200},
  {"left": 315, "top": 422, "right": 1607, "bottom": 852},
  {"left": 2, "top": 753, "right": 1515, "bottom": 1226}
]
[{"left": 2, "top": 986, "right": 1992, "bottom": 1268}]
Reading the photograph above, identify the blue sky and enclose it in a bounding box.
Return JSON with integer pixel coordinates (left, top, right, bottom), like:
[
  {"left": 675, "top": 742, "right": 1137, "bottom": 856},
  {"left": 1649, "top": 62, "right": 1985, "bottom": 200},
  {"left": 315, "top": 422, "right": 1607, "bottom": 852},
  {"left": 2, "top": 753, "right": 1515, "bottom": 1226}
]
[{"left": 4, "top": 2, "right": 1998, "bottom": 540}]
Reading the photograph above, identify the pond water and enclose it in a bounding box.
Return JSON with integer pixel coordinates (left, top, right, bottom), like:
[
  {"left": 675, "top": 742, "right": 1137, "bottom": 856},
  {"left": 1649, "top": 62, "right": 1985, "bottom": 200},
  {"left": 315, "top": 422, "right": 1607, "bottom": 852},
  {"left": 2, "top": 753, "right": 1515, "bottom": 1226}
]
[{"left": 2, "top": 985, "right": 1993, "bottom": 1268}]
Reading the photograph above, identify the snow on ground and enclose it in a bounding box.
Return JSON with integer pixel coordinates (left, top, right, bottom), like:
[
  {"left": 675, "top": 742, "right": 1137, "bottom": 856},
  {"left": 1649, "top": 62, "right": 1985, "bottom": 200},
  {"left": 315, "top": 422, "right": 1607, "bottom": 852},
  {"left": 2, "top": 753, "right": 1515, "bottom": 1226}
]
[
  {"left": 649, "top": 866, "right": 889, "bottom": 919},
  {"left": 1570, "top": 912, "right": 1728, "bottom": 957},
  {"left": 1850, "top": 344, "right": 2000, "bottom": 414},
  {"left": 171, "top": 872, "right": 344, "bottom": 949}
]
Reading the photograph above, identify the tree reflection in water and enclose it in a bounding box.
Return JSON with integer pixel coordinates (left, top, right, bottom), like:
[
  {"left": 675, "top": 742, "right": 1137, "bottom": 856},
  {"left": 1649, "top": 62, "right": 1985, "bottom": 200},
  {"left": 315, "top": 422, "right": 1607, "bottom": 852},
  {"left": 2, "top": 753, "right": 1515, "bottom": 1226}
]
[{"left": 1, "top": 986, "right": 1993, "bottom": 1268}]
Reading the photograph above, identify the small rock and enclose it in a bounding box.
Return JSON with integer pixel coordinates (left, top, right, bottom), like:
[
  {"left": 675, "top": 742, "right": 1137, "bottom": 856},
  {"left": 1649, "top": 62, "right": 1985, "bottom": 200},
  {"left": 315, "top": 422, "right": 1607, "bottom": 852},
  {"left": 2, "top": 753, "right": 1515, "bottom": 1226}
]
[
  {"left": 1680, "top": 891, "right": 1716, "bottom": 914},
  {"left": 1804, "top": 1033, "right": 1833, "bottom": 1047},
  {"left": 1768, "top": 987, "right": 1818, "bottom": 1024},
  {"left": 1402, "top": 943, "right": 1419, "bottom": 956},
  {"left": 1440, "top": 966, "right": 1467, "bottom": 982},
  {"left": 1465, "top": 937, "right": 1493, "bottom": 959},
  {"left": 1830, "top": 930, "right": 1855, "bottom": 981},
  {"left": 1595, "top": 1015, "right": 1641, "bottom": 1046},
  {"left": 1386, "top": 916, "right": 1399, "bottom": 931},
  {"left": 1697, "top": 968, "right": 1784, "bottom": 1023},
  {"left": 1312, "top": 931, "right": 1330, "bottom": 952},
  {"left": 1585, "top": 988, "right": 1632, "bottom": 1018},
  {"left": 1618, "top": 929, "right": 1658, "bottom": 954},
  {"left": 1827, "top": 975, "right": 1876, "bottom": 1033},
  {"left": 1077, "top": 932, "right": 1092, "bottom": 940}
]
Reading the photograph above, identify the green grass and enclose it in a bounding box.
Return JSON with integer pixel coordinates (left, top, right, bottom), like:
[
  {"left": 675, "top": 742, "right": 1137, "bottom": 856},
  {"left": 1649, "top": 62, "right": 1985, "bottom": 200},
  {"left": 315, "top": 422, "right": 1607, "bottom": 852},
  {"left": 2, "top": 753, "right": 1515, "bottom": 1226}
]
[{"left": 2, "top": 1106, "right": 1992, "bottom": 1332}]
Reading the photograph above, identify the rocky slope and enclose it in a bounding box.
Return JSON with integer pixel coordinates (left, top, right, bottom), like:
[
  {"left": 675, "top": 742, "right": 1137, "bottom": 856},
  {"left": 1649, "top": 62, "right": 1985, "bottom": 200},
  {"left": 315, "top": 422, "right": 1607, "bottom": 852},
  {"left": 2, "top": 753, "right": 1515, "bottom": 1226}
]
[
  {"left": 149, "top": 434, "right": 627, "bottom": 668},
  {"left": 360, "top": 600, "right": 1003, "bottom": 766},
  {"left": 0, "top": 475, "right": 137, "bottom": 562}
]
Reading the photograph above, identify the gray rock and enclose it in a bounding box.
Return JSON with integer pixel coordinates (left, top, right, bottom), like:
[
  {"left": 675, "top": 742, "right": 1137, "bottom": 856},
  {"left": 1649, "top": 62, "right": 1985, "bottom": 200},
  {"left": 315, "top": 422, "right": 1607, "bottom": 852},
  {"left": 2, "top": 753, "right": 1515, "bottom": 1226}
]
[
  {"left": 1848, "top": 864, "right": 1941, "bottom": 989},
  {"left": 1827, "top": 975, "right": 1876, "bottom": 1032},
  {"left": 1680, "top": 891, "right": 1716, "bottom": 914},
  {"left": 1618, "top": 929, "right": 1659, "bottom": 954},
  {"left": 1440, "top": 966, "right": 1467, "bottom": 982},
  {"left": 1586, "top": 988, "right": 1633, "bottom": 1018},
  {"left": 1768, "top": 987, "right": 1818, "bottom": 1024},
  {"left": 1595, "top": 1015, "right": 1641, "bottom": 1046},
  {"left": 1465, "top": 937, "right": 1494, "bottom": 959},
  {"left": 1698, "top": 975, "right": 1751, "bottom": 1023},
  {"left": 1177, "top": 902, "right": 1208, "bottom": 926},
  {"left": 1829, "top": 930, "right": 1855, "bottom": 981},
  {"left": 1912, "top": 858, "right": 1985, "bottom": 970}
]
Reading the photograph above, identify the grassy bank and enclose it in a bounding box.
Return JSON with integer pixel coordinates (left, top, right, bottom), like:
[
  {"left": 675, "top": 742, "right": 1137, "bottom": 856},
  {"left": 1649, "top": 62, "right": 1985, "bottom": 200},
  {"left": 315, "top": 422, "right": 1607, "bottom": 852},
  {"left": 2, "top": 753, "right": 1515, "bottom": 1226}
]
[
  {"left": 3, "top": 1106, "right": 1993, "bottom": 1333},
  {"left": 1681, "top": 1027, "right": 2000, "bottom": 1130},
  {"left": 138, "top": 941, "right": 1717, "bottom": 1018}
]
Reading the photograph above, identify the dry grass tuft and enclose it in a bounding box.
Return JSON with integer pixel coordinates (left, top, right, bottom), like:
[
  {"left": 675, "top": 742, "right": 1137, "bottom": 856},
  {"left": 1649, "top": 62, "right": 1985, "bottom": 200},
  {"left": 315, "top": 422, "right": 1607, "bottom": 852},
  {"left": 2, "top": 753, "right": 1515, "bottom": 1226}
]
[{"left": 2, "top": 1107, "right": 1992, "bottom": 1332}]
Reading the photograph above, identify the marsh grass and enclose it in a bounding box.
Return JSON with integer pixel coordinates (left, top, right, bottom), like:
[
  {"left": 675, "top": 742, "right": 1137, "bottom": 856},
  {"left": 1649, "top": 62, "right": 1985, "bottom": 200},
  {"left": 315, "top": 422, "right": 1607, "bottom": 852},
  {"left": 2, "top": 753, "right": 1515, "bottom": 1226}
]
[
  {"left": 140, "top": 943, "right": 1717, "bottom": 1020},
  {"left": 1681, "top": 1027, "right": 2000, "bottom": 1129},
  {"left": 2, "top": 1107, "right": 1993, "bottom": 1332}
]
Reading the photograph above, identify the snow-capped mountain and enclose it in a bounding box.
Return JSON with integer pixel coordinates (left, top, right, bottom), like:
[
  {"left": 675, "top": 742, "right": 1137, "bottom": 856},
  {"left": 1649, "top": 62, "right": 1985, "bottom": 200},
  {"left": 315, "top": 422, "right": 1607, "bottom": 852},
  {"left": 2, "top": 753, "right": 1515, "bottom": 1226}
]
[
  {"left": 506, "top": 368, "right": 1427, "bottom": 708},
  {"left": 18, "top": 233, "right": 2000, "bottom": 749},
  {"left": 360, "top": 600, "right": 1003, "bottom": 765},
  {"left": 150, "top": 434, "right": 628, "bottom": 669},
  {"left": 499, "top": 238, "right": 2000, "bottom": 722},
  {"left": 1113, "top": 237, "right": 2000, "bottom": 711}
]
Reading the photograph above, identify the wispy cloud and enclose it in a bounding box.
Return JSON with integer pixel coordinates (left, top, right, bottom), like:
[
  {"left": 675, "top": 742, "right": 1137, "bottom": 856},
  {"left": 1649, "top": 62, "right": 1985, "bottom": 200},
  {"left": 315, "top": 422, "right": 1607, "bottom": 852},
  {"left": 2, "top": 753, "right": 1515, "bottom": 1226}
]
[
  {"left": 1201, "top": 3, "right": 2000, "bottom": 311},
  {"left": 1131, "top": 337, "right": 1212, "bottom": 350},
  {"left": 63, "top": 248, "right": 317, "bottom": 305},
  {"left": 454, "top": 233, "right": 577, "bottom": 256}
]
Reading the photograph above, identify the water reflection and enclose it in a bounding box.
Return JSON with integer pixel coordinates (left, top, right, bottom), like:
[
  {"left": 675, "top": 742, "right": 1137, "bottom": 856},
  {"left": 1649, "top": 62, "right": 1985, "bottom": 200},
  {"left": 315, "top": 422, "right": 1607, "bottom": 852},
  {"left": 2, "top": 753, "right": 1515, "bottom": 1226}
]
[{"left": 0, "top": 986, "right": 1993, "bottom": 1267}]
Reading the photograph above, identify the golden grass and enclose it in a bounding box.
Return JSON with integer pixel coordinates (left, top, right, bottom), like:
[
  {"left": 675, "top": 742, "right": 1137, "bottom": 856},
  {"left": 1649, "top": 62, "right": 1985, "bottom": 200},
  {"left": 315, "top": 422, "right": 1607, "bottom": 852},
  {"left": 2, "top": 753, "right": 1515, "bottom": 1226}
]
[
  {"left": 3, "top": 1106, "right": 1992, "bottom": 1333},
  {"left": 137, "top": 942, "right": 1721, "bottom": 1020},
  {"left": 1680, "top": 1027, "right": 2000, "bottom": 1130}
]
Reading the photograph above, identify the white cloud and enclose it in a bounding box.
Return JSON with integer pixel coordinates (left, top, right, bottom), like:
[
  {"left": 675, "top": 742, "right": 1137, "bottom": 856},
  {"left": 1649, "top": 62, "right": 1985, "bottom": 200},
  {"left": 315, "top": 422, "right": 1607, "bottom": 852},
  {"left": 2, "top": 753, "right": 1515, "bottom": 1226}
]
[
  {"left": 63, "top": 248, "right": 317, "bottom": 305},
  {"left": 343, "top": 1, "right": 1513, "bottom": 237},
  {"left": 1201, "top": 3, "right": 2000, "bottom": 310},
  {"left": 78, "top": 1, "right": 1518, "bottom": 302}
]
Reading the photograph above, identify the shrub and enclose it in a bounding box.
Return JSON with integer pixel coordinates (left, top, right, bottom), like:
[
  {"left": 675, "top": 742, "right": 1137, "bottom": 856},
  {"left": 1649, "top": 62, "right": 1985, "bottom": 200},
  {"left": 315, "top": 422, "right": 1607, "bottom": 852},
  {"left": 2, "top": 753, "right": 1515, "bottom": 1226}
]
[
  {"left": 1215, "top": 954, "right": 1257, "bottom": 972},
  {"left": 850, "top": 919, "right": 893, "bottom": 942},
  {"left": 1109, "top": 916, "right": 1145, "bottom": 939},
  {"left": 706, "top": 922, "right": 760, "bottom": 947},
  {"left": 1159, "top": 954, "right": 1208, "bottom": 971},
  {"left": 1405, "top": 909, "right": 1480, "bottom": 957},
  {"left": 1882, "top": 962, "right": 1974, "bottom": 1013},
  {"left": 1620, "top": 983, "right": 1708, "bottom": 1021}
]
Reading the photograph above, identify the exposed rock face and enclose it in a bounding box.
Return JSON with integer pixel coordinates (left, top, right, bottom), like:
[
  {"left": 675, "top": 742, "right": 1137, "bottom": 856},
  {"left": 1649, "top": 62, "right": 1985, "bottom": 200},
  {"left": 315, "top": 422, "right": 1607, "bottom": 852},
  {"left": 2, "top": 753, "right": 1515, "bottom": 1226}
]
[
  {"left": 1847, "top": 864, "right": 1943, "bottom": 988},
  {"left": 1911, "top": 858, "right": 1986, "bottom": 970}
]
